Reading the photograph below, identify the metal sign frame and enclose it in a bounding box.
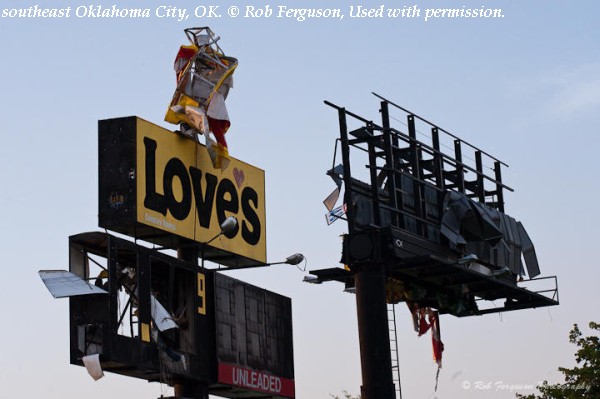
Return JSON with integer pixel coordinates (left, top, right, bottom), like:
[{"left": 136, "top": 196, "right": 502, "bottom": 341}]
[{"left": 68, "top": 231, "right": 294, "bottom": 398}]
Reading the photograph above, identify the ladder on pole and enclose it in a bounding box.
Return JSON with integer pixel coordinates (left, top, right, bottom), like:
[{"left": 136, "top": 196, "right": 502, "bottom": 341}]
[{"left": 388, "top": 303, "right": 402, "bottom": 399}]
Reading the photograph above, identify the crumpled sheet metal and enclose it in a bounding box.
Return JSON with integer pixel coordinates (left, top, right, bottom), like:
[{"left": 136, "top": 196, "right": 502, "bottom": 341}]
[{"left": 440, "top": 191, "right": 540, "bottom": 278}]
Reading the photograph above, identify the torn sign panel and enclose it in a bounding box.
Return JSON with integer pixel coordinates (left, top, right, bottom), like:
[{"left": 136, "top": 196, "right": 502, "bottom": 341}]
[
  {"left": 151, "top": 295, "right": 178, "bottom": 332},
  {"left": 326, "top": 203, "right": 347, "bottom": 225},
  {"left": 440, "top": 191, "right": 503, "bottom": 246},
  {"left": 323, "top": 164, "right": 345, "bottom": 211},
  {"left": 517, "top": 221, "right": 541, "bottom": 278},
  {"left": 82, "top": 354, "right": 104, "bottom": 381},
  {"left": 38, "top": 270, "right": 108, "bottom": 298},
  {"left": 323, "top": 188, "right": 340, "bottom": 212},
  {"left": 327, "top": 164, "right": 344, "bottom": 189}
]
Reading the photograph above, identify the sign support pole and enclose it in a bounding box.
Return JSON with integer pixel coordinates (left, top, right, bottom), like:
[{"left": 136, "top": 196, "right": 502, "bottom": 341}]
[
  {"left": 335, "top": 105, "right": 396, "bottom": 399},
  {"left": 354, "top": 262, "right": 396, "bottom": 399},
  {"left": 175, "top": 245, "right": 210, "bottom": 399}
]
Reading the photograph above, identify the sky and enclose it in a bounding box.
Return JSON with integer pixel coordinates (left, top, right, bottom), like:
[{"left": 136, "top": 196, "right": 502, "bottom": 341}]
[{"left": 1, "top": 0, "right": 599, "bottom": 398}]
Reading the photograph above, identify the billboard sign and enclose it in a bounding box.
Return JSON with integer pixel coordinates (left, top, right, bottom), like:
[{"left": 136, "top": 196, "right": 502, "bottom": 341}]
[
  {"left": 214, "top": 273, "right": 295, "bottom": 397},
  {"left": 99, "top": 116, "right": 266, "bottom": 267},
  {"left": 66, "top": 232, "right": 294, "bottom": 397}
]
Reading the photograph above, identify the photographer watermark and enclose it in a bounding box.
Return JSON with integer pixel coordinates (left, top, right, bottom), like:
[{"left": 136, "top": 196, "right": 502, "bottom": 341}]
[
  {"left": 461, "top": 380, "right": 535, "bottom": 392},
  {"left": 461, "top": 380, "right": 591, "bottom": 393}
]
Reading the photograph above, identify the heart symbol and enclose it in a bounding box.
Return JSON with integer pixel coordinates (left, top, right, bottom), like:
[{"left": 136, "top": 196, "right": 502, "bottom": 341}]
[{"left": 233, "top": 167, "right": 245, "bottom": 189}]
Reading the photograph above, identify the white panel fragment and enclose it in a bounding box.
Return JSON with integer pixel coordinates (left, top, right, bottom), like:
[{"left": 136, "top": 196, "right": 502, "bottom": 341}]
[
  {"left": 151, "top": 295, "right": 178, "bottom": 332},
  {"left": 82, "top": 354, "right": 104, "bottom": 381},
  {"left": 38, "top": 270, "right": 108, "bottom": 298}
]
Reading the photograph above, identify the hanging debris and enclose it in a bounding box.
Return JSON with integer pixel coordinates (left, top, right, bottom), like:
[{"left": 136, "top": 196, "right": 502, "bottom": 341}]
[
  {"left": 406, "top": 304, "right": 444, "bottom": 390},
  {"left": 165, "top": 27, "right": 238, "bottom": 169},
  {"left": 82, "top": 354, "right": 104, "bottom": 381}
]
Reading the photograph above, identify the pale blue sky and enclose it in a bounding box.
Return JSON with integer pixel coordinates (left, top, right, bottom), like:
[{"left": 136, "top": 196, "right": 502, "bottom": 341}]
[{"left": 1, "top": 1, "right": 599, "bottom": 398}]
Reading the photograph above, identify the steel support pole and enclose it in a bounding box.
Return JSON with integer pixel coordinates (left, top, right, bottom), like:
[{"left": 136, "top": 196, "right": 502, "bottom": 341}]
[
  {"left": 354, "top": 262, "right": 396, "bottom": 399},
  {"left": 174, "top": 245, "right": 209, "bottom": 399}
]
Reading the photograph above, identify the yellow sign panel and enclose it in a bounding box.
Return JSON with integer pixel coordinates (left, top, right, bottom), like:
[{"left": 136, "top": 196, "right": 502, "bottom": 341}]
[
  {"left": 135, "top": 118, "right": 266, "bottom": 263},
  {"left": 197, "top": 272, "right": 206, "bottom": 315},
  {"left": 140, "top": 323, "right": 151, "bottom": 343}
]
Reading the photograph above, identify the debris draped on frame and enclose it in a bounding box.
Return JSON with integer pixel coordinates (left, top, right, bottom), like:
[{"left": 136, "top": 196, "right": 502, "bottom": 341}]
[{"left": 165, "top": 27, "right": 238, "bottom": 170}]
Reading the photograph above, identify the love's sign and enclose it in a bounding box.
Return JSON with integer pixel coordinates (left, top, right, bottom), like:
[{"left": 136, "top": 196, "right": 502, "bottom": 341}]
[{"left": 98, "top": 116, "right": 266, "bottom": 267}]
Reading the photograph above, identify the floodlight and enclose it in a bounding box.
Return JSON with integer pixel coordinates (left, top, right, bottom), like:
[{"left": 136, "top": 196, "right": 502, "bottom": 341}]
[
  {"left": 220, "top": 252, "right": 306, "bottom": 270},
  {"left": 284, "top": 253, "right": 305, "bottom": 266},
  {"left": 303, "top": 275, "right": 322, "bottom": 284},
  {"left": 219, "top": 216, "right": 238, "bottom": 235},
  {"left": 266, "top": 253, "right": 305, "bottom": 266},
  {"left": 205, "top": 216, "right": 238, "bottom": 245}
]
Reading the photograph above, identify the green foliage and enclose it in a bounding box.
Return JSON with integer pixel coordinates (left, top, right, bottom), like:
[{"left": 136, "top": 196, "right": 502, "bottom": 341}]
[{"left": 517, "top": 322, "right": 600, "bottom": 399}]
